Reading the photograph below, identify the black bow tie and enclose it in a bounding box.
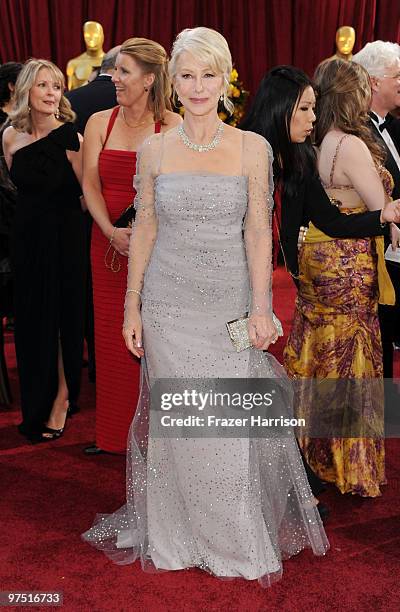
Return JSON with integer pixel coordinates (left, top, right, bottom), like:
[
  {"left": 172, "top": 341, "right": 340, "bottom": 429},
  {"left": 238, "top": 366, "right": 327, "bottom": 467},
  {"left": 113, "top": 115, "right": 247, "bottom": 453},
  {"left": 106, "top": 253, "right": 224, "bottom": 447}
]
[{"left": 370, "top": 111, "right": 394, "bottom": 132}]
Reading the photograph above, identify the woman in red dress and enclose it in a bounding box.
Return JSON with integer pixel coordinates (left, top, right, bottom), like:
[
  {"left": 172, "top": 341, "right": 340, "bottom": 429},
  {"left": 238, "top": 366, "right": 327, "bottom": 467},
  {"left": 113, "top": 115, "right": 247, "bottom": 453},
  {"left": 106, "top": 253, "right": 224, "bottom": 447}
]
[{"left": 83, "top": 38, "right": 181, "bottom": 453}]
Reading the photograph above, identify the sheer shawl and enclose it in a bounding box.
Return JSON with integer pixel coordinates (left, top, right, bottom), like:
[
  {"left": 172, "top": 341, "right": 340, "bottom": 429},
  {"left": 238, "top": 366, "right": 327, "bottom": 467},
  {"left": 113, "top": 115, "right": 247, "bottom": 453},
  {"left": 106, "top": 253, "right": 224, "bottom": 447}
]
[{"left": 83, "top": 129, "right": 329, "bottom": 587}]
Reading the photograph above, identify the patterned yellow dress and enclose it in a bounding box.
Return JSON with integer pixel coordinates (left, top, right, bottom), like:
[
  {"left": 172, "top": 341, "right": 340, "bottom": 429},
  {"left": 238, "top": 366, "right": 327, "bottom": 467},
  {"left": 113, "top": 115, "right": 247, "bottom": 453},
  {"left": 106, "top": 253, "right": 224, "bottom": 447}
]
[{"left": 284, "top": 134, "right": 394, "bottom": 497}]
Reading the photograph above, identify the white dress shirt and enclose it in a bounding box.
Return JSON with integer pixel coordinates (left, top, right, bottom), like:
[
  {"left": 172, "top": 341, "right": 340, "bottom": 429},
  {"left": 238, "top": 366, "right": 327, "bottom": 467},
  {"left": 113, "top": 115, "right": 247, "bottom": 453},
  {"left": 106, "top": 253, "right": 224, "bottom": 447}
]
[{"left": 370, "top": 111, "right": 400, "bottom": 171}]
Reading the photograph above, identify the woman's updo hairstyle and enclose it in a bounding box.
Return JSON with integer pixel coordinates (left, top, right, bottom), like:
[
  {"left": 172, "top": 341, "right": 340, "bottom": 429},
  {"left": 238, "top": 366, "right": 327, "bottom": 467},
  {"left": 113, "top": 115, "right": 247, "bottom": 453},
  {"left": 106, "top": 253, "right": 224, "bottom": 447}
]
[{"left": 119, "top": 37, "right": 172, "bottom": 123}]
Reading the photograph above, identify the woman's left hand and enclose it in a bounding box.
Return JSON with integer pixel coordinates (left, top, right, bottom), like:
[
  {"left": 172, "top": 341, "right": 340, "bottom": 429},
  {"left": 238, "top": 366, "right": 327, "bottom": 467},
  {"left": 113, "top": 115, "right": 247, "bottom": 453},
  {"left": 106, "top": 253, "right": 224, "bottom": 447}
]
[{"left": 248, "top": 313, "right": 279, "bottom": 350}]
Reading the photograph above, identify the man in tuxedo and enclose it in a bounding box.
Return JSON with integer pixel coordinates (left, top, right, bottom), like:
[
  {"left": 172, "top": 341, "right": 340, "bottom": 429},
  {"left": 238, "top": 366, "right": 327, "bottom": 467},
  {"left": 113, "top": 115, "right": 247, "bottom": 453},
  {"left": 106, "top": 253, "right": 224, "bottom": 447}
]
[
  {"left": 66, "top": 46, "right": 120, "bottom": 383},
  {"left": 353, "top": 41, "right": 400, "bottom": 379},
  {"left": 66, "top": 45, "right": 120, "bottom": 134}
]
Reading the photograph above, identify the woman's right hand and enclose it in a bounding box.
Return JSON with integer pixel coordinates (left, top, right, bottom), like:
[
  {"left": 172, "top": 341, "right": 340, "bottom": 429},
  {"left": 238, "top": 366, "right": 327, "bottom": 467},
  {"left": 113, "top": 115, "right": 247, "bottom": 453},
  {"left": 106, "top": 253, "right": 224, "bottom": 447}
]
[
  {"left": 123, "top": 307, "right": 144, "bottom": 358},
  {"left": 390, "top": 222, "right": 400, "bottom": 251},
  {"left": 381, "top": 199, "right": 400, "bottom": 224},
  {"left": 109, "top": 227, "right": 132, "bottom": 256}
]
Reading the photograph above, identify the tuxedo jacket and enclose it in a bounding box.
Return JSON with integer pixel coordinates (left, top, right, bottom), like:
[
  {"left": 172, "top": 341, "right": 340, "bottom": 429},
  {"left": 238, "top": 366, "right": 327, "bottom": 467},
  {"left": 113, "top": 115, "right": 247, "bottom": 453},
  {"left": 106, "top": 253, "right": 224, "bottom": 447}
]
[
  {"left": 65, "top": 75, "right": 117, "bottom": 135},
  {"left": 279, "top": 174, "right": 389, "bottom": 281},
  {"left": 368, "top": 117, "right": 400, "bottom": 200}
]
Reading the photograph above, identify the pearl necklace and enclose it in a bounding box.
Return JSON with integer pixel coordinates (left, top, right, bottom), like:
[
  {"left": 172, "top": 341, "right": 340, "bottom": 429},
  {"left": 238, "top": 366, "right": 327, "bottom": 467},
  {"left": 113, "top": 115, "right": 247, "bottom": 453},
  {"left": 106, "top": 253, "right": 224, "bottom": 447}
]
[{"left": 178, "top": 121, "right": 224, "bottom": 153}]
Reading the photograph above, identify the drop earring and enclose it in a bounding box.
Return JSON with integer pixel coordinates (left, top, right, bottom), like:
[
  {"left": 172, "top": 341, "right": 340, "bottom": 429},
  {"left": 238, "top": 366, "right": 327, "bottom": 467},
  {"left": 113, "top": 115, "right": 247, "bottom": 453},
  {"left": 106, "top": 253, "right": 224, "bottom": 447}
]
[
  {"left": 55, "top": 107, "right": 60, "bottom": 119},
  {"left": 173, "top": 91, "right": 182, "bottom": 108}
]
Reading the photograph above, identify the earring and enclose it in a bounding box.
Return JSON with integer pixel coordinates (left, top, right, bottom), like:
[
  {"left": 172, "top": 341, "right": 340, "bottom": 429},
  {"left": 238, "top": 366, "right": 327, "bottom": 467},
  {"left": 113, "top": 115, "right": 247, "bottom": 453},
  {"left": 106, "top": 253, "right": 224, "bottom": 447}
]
[
  {"left": 173, "top": 91, "right": 181, "bottom": 108},
  {"left": 220, "top": 94, "right": 224, "bottom": 101},
  {"left": 55, "top": 108, "right": 60, "bottom": 119},
  {"left": 144, "top": 87, "right": 149, "bottom": 92},
  {"left": 27, "top": 105, "right": 31, "bottom": 112}
]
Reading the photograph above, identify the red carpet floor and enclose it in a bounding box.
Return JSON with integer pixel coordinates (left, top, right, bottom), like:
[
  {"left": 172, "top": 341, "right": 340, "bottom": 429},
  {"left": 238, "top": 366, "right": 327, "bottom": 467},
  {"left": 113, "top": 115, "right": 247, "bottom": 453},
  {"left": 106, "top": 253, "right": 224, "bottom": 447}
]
[{"left": 1, "top": 268, "right": 399, "bottom": 612}]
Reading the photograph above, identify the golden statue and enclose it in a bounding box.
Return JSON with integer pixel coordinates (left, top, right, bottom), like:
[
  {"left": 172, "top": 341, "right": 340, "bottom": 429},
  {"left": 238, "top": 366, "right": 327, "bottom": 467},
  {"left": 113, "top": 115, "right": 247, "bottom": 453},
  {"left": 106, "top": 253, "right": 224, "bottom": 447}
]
[
  {"left": 331, "top": 26, "right": 356, "bottom": 61},
  {"left": 66, "top": 21, "right": 105, "bottom": 90}
]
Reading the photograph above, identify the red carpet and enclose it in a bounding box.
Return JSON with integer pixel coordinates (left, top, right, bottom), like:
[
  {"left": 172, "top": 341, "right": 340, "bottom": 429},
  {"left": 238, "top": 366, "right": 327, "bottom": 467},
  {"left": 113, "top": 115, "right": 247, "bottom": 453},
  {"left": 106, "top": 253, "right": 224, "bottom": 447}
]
[{"left": 1, "top": 268, "right": 399, "bottom": 612}]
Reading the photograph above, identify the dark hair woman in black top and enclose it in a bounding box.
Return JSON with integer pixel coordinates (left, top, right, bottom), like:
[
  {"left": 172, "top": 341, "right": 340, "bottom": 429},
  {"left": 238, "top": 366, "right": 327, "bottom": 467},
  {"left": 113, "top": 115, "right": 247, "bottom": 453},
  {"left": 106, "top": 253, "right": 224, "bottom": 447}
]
[{"left": 241, "top": 65, "right": 400, "bottom": 281}]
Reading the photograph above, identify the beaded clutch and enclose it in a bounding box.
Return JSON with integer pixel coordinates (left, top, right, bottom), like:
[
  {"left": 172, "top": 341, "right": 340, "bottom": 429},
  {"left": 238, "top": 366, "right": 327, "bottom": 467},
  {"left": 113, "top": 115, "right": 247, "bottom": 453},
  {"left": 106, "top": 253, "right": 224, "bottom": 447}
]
[
  {"left": 114, "top": 204, "right": 136, "bottom": 228},
  {"left": 226, "top": 313, "right": 284, "bottom": 352},
  {"left": 104, "top": 205, "right": 136, "bottom": 273}
]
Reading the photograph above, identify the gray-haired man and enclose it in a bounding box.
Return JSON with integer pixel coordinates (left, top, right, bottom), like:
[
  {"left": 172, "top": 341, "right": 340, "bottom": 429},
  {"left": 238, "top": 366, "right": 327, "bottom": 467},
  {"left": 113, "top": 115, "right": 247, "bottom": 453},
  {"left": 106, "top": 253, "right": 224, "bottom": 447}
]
[{"left": 353, "top": 41, "right": 400, "bottom": 379}]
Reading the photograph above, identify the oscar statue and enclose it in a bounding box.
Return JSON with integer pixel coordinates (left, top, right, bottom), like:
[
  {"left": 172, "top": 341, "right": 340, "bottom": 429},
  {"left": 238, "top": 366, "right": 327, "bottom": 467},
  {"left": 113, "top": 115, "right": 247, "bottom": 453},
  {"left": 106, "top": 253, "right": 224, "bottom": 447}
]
[
  {"left": 330, "top": 26, "right": 356, "bottom": 61},
  {"left": 66, "top": 21, "right": 105, "bottom": 90}
]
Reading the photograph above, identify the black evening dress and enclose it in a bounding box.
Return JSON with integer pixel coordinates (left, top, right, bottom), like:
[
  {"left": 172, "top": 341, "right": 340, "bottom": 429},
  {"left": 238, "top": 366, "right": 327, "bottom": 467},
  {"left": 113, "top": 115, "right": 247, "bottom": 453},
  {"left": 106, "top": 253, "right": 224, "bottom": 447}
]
[{"left": 9, "top": 123, "right": 86, "bottom": 438}]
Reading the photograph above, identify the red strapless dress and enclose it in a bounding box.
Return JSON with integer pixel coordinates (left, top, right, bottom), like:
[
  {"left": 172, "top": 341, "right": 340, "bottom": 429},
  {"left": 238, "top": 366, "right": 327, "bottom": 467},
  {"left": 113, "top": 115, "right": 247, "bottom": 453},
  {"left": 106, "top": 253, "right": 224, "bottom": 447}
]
[{"left": 91, "top": 107, "right": 161, "bottom": 452}]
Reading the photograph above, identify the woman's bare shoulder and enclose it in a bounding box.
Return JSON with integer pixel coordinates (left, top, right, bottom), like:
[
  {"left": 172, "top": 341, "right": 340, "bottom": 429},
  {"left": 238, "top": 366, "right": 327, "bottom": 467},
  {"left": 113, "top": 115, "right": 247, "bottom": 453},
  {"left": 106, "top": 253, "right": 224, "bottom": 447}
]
[
  {"left": 162, "top": 110, "right": 182, "bottom": 130},
  {"left": 87, "top": 107, "right": 116, "bottom": 128},
  {"left": 323, "top": 130, "right": 367, "bottom": 153},
  {"left": 2, "top": 124, "right": 18, "bottom": 145},
  {"left": 2, "top": 125, "right": 28, "bottom": 156}
]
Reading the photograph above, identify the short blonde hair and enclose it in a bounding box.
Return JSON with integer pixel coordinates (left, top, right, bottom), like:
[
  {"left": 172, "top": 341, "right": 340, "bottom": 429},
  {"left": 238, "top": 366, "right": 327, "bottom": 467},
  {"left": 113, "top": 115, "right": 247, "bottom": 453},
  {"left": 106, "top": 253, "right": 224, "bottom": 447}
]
[
  {"left": 120, "top": 37, "right": 172, "bottom": 124},
  {"left": 169, "top": 27, "right": 234, "bottom": 114},
  {"left": 9, "top": 59, "right": 75, "bottom": 133}
]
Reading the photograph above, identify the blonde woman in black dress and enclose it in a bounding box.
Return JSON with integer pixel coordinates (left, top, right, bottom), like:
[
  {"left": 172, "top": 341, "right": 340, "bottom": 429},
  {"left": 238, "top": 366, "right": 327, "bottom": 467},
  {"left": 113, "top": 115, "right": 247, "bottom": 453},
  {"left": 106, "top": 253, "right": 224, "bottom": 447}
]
[{"left": 2, "top": 59, "right": 86, "bottom": 441}]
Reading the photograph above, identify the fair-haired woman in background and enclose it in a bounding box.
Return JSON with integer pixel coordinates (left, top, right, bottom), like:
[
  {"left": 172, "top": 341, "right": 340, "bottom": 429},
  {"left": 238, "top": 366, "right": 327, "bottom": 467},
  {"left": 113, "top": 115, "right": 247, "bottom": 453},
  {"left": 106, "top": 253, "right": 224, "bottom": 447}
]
[
  {"left": 83, "top": 38, "right": 181, "bottom": 455},
  {"left": 2, "top": 59, "right": 86, "bottom": 441}
]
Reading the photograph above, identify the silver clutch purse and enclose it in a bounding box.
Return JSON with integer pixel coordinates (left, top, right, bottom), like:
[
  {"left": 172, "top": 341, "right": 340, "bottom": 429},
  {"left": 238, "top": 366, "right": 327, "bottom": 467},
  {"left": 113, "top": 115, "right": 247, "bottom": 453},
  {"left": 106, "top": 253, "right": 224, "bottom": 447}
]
[{"left": 226, "top": 313, "right": 284, "bottom": 352}]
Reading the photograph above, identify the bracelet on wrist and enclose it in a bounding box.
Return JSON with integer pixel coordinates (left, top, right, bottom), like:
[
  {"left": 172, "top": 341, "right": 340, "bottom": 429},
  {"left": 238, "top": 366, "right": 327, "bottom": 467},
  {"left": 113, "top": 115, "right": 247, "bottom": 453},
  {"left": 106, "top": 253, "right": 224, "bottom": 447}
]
[
  {"left": 126, "top": 288, "right": 142, "bottom": 298},
  {"left": 109, "top": 227, "right": 117, "bottom": 243}
]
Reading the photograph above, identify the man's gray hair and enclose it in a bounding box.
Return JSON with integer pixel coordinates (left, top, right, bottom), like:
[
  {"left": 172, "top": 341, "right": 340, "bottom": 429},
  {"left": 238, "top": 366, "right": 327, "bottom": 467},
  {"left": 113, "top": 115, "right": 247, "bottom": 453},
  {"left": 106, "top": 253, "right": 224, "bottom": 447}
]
[
  {"left": 353, "top": 40, "right": 400, "bottom": 77},
  {"left": 100, "top": 45, "right": 121, "bottom": 72}
]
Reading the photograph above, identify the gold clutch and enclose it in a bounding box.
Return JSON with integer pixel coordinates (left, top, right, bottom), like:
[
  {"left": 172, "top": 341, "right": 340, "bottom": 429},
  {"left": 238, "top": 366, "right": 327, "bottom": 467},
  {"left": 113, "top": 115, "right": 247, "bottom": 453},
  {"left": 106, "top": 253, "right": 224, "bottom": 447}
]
[{"left": 226, "top": 313, "right": 284, "bottom": 352}]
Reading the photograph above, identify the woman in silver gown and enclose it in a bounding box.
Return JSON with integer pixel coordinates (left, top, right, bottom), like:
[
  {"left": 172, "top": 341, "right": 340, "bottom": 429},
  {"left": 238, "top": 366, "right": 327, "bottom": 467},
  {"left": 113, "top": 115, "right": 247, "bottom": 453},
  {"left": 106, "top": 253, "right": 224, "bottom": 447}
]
[{"left": 83, "top": 27, "right": 329, "bottom": 587}]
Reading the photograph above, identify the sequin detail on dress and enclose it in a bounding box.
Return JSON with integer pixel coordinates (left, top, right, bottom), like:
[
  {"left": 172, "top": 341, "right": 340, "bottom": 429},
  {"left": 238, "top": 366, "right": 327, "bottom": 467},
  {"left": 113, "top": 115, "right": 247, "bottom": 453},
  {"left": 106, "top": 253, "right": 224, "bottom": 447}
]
[{"left": 83, "top": 131, "right": 329, "bottom": 586}]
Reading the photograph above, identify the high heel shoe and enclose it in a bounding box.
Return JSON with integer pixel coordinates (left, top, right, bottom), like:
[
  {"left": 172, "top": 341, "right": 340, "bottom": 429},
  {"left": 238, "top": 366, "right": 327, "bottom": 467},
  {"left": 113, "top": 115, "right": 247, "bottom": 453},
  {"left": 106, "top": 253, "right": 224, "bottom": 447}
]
[{"left": 40, "top": 424, "right": 65, "bottom": 441}]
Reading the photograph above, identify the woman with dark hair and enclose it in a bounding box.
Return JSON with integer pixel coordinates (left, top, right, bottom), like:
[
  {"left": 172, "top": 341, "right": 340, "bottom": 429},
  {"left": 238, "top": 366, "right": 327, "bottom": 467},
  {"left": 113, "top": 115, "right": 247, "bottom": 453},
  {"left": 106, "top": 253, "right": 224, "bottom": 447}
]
[
  {"left": 0, "top": 63, "right": 23, "bottom": 204},
  {"left": 2, "top": 59, "right": 86, "bottom": 440},
  {"left": 0, "top": 62, "right": 23, "bottom": 405},
  {"left": 0, "top": 62, "right": 23, "bottom": 125},
  {"left": 241, "top": 66, "right": 399, "bottom": 280},
  {"left": 241, "top": 65, "right": 400, "bottom": 497}
]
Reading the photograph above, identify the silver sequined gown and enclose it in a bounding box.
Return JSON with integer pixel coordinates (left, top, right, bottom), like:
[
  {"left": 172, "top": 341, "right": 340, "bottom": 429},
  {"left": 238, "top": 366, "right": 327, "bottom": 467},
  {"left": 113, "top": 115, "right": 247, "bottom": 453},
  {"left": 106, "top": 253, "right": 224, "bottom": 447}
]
[{"left": 83, "top": 133, "right": 329, "bottom": 587}]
